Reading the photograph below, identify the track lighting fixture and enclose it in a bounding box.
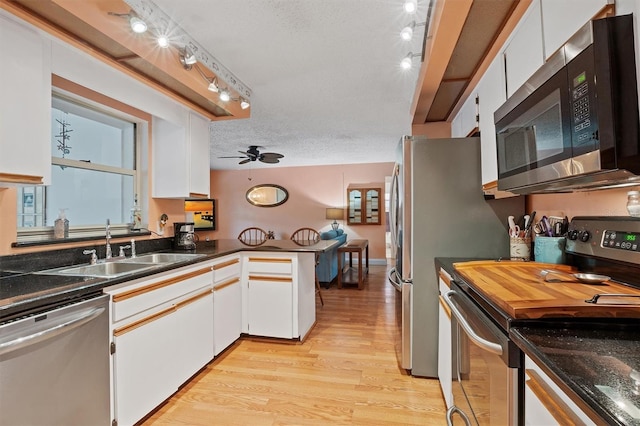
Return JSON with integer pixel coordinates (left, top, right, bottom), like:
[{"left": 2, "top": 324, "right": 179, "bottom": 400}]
[
  {"left": 401, "top": 52, "right": 421, "bottom": 70},
  {"left": 403, "top": 0, "right": 417, "bottom": 13},
  {"left": 400, "top": 20, "right": 426, "bottom": 41},
  {"left": 108, "top": 3, "right": 252, "bottom": 110}
]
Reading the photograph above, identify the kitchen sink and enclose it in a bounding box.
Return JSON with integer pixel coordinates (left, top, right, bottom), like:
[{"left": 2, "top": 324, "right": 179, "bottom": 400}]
[
  {"left": 123, "top": 253, "right": 206, "bottom": 264},
  {"left": 38, "top": 262, "right": 159, "bottom": 278}
]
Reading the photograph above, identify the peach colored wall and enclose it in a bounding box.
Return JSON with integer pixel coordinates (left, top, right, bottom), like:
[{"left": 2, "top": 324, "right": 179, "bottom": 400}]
[
  {"left": 528, "top": 186, "right": 639, "bottom": 219},
  {"left": 200, "top": 163, "right": 394, "bottom": 262}
]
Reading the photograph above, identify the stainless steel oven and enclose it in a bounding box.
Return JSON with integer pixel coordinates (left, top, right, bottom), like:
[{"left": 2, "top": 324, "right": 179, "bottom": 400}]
[{"left": 443, "top": 284, "right": 522, "bottom": 425}]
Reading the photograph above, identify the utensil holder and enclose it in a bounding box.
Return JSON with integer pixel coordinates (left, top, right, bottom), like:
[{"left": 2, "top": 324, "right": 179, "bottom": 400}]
[
  {"left": 510, "top": 236, "right": 531, "bottom": 261},
  {"left": 534, "top": 236, "right": 566, "bottom": 264}
]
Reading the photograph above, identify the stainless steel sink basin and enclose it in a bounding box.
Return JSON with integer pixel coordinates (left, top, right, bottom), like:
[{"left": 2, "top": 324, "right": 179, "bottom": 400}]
[
  {"left": 123, "top": 253, "right": 206, "bottom": 264},
  {"left": 38, "top": 262, "right": 159, "bottom": 278}
]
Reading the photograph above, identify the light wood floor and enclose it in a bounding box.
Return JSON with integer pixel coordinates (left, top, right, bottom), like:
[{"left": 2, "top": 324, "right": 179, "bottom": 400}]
[{"left": 142, "top": 265, "right": 446, "bottom": 425}]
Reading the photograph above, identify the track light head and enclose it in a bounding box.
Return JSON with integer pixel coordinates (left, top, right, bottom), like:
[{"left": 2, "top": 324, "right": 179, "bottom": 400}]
[
  {"left": 157, "top": 35, "right": 170, "bottom": 48},
  {"left": 129, "top": 16, "right": 148, "bottom": 33},
  {"left": 179, "top": 47, "right": 197, "bottom": 69},
  {"left": 240, "top": 98, "right": 250, "bottom": 109},
  {"left": 219, "top": 89, "right": 231, "bottom": 102},
  {"left": 400, "top": 22, "right": 415, "bottom": 41},
  {"left": 401, "top": 52, "right": 420, "bottom": 70},
  {"left": 403, "top": 0, "right": 417, "bottom": 13}
]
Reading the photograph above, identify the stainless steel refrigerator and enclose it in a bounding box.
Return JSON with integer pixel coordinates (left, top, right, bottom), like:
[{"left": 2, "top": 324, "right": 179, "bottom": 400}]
[{"left": 389, "top": 135, "right": 523, "bottom": 377}]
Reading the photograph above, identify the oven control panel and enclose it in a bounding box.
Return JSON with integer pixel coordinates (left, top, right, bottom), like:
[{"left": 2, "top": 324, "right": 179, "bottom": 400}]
[{"left": 566, "top": 216, "right": 640, "bottom": 264}]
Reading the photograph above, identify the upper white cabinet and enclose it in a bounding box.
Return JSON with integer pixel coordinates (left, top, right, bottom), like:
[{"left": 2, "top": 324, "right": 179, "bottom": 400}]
[
  {"left": 0, "top": 14, "right": 51, "bottom": 186},
  {"left": 476, "top": 55, "right": 506, "bottom": 186},
  {"left": 152, "top": 111, "right": 210, "bottom": 198},
  {"left": 451, "top": 93, "right": 478, "bottom": 138},
  {"left": 503, "top": 0, "right": 544, "bottom": 98},
  {"left": 188, "top": 112, "right": 211, "bottom": 198},
  {"left": 541, "top": 0, "right": 610, "bottom": 60}
]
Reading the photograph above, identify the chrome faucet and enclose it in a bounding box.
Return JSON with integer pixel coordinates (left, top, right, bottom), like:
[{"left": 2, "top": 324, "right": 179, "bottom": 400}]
[
  {"left": 105, "top": 219, "right": 112, "bottom": 259},
  {"left": 83, "top": 249, "right": 98, "bottom": 265}
]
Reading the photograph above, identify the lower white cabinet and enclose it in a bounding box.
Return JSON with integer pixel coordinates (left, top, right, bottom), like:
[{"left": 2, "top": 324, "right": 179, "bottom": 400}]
[
  {"left": 247, "top": 276, "right": 294, "bottom": 338},
  {"left": 105, "top": 263, "right": 214, "bottom": 426},
  {"left": 437, "top": 271, "right": 453, "bottom": 409},
  {"left": 524, "top": 355, "right": 596, "bottom": 425},
  {"left": 213, "top": 255, "right": 242, "bottom": 355},
  {"left": 241, "top": 253, "right": 315, "bottom": 340}
]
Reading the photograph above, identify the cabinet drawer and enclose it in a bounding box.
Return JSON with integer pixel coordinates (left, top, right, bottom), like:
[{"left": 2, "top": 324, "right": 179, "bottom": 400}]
[
  {"left": 212, "top": 257, "right": 240, "bottom": 283},
  {"left": 109, "top": 266, "right": 213, "bottom": 323},
  {"left": 247, "top": 256, "right": 292, "bottom": 274}
]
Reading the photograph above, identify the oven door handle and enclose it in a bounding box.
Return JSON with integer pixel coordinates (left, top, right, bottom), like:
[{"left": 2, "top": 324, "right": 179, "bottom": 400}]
[
  {"left": 0, "top": 306, "right": 105, "bottom": 356},
  {"left": 443, "top": 290, "right": 503, "bottom": 355}
]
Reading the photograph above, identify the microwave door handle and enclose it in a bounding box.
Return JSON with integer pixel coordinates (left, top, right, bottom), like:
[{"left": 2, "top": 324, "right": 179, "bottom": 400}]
[
  {"left": 446, "top": 406, "right": 472, "bottom": 426},
  {"left": 443, "top": 290, "right": 503, "bottom": 355}
]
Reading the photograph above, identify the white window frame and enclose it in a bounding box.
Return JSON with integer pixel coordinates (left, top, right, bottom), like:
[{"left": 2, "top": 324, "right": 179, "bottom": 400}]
[{"left": 17, "top": 88, "right": 146, "bottom": 243}]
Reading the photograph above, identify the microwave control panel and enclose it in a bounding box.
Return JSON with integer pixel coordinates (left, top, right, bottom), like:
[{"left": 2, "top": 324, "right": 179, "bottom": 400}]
[{"left": 567, "top": 44, "right": 599, "bottom": 151}]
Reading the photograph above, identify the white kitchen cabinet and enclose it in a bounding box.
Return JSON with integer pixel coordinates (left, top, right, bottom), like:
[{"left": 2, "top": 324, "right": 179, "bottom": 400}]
[
  {"left": 524, "top": 355, "right": 596, "bottom": 425},
  {"left": 451, "top": 92, "right": 478, "bottom": 138},
  {"left": 541, "top": 0, "right": 610, "bottom": 60},
  {"left": 105, "top": 262, "right": 214, "bottom": 426},
  {"left": 437, "top": 271, "right": 453, "bottom": 409},
  {"left": 247, "top": 275, "right": 294, "bottom": 338},
  {"left": 476, "top": 54, "right": 507, "bottom": 186},
  {"left": 503, "top": 0, "right": 544, "bottom": 98},
  {"left": 0, "top": 14, "right": 51, "bottom": 186},
  {"left": 152, "top": 111, "right": 210, "bottom": 198},
  {"left": 242, "top": 253, "right": 316, "bottom": 340},
  {"left": 212, "top": 255, "right": 242, "bottom": 355}
]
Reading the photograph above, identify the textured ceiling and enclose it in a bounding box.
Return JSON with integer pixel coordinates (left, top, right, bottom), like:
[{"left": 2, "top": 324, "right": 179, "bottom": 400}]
[{"left": 152, "top": 0, "right": 429, "bottom": 170}]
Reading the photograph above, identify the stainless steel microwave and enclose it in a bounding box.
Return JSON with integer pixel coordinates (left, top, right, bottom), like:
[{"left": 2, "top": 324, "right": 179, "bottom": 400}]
[{"left": 494, "top": 14, "right": 640, "bottom": 194}]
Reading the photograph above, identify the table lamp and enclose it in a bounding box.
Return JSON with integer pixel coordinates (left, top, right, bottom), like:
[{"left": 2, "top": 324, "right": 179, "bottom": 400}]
[{"left": 326, "top": 208, "right": 344, "bottom": 230}]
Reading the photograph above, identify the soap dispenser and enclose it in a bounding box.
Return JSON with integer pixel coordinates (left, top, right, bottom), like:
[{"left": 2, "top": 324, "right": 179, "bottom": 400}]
[
  {"left": 130, "top": 195, "right": 142, "bottom": 230},
  {"left": 54, "top": 209, "right": 69, "bottom": 239}
]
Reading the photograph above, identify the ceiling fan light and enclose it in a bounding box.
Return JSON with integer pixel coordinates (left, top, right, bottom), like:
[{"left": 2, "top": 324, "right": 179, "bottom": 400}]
[
  {"left": 129, "top": 16, "right": 147, "bottom": 33},
  {"left": 219, "top": 90, "right": 231, "bottom": 102},
  {"left": 157, "top": 35, "right": 170, "bottom": 48},
  {"left": 240, "top": 98, "right": 250, "bottom": 109},
  {"left": 403, "top": 0, "right": 417, "bottom": 13},
  {"left": 208, "top": 81, "right": 218, "bottom": 92}
]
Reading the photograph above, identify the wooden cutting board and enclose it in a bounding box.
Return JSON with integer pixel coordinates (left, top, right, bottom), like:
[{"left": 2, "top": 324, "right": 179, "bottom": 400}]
[{"left": 453, "top": 260, "right": 640, "bottom": 320}]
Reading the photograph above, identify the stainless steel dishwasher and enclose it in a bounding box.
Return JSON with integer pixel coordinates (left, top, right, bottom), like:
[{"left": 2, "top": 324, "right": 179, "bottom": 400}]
[{"left": 0, "top": 294, "right": 110, "bottom": 426}]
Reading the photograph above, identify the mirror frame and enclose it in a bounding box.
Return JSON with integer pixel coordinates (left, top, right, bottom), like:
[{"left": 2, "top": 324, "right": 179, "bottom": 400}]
[{"left": 246, "top": 184, "right": 289, "bottom": 207}]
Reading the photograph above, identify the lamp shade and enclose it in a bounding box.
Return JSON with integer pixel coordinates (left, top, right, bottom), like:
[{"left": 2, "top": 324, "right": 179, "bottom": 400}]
[{"left": 326, "top": 208, "right": 344, "bottom": 220}]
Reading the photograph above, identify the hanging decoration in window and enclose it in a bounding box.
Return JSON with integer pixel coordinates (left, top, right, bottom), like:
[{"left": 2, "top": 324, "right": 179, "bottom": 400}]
[{"left": 54, "top": 116, "right": 73, "bottom": 158}]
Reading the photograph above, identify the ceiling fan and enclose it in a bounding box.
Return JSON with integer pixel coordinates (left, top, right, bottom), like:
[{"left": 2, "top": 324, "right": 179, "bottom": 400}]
[{"left": 219, "top": 145, "right": 284, "bottom": 165}]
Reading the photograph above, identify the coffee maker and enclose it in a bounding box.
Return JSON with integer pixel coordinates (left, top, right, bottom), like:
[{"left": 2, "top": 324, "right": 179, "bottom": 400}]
[{"left": 173, "top": 222, "right": 196, "bottom": 250}]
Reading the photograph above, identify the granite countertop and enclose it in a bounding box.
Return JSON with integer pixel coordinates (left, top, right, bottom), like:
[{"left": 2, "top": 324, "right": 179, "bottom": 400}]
[
  {"left": 512, "top": 324, "right": 640, "bottom": 426},
  {"left": 0, "top": 238, "right": 339, "bottom": 321}
]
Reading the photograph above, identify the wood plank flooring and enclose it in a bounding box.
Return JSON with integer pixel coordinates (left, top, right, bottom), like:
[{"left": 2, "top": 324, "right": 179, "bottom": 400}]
[{"left": 142, "top": 265, "right": 446, "bottom": 425}]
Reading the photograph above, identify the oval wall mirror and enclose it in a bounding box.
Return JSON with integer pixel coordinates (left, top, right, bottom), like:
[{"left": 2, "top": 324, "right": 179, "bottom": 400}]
[{"left": 246, "top": 184, "right": 289, "bottom": 207}]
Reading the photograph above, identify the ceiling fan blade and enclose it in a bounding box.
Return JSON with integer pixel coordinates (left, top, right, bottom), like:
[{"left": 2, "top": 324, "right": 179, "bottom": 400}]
[
  {"left": 219, "top": 155, "right": 248, "bottom": 159},
  {"left": 239, "top": 158, "right": 251, "bottom": 165}
]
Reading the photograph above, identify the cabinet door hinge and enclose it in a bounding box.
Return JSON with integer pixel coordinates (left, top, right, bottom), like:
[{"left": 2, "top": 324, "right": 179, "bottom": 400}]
[
  {"left": 475, "top": 114, "right": 480, "bottom": 123},
  {"left": 475, "top": 95, "right": 479, "bottom": 105},
  {"left": 110, "top": 342, "right": 116, "bottom": 355}
]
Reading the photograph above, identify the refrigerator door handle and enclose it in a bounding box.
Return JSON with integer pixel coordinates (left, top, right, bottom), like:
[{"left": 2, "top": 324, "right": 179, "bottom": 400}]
[
  {"left": 389, "top": 166, "right": 399, "bottom": 254},
  {"left": 387, "top": 267, "right": 402, "bottom": 292}
]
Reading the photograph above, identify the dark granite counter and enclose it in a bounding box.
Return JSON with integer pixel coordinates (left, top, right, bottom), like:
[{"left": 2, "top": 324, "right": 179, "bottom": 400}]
[
  {"left": 0, "top": 238, "right": 339, "bottom": 321},
  {"left": 512, "top": 324, "right": 640, "bottom": 426}
]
